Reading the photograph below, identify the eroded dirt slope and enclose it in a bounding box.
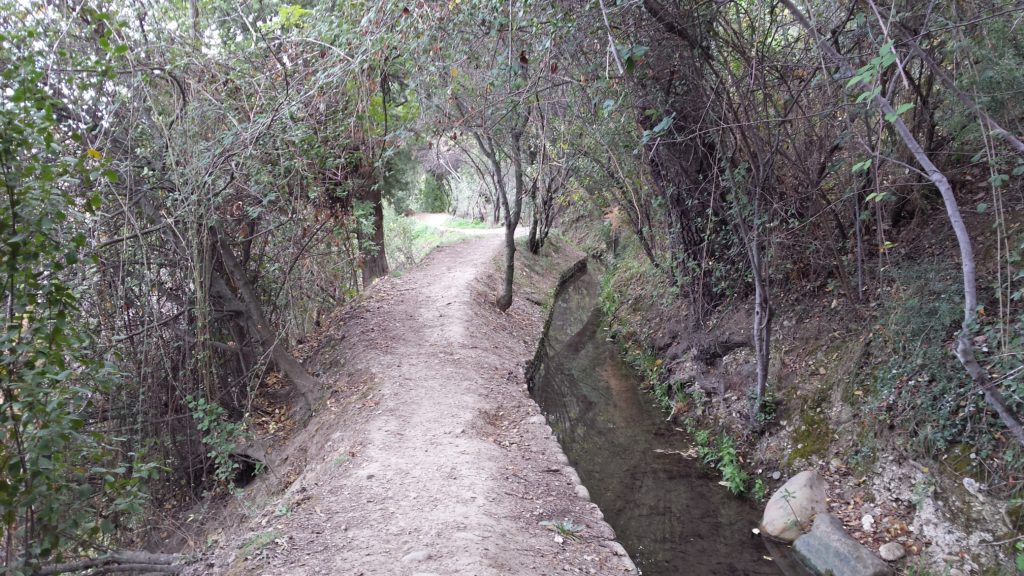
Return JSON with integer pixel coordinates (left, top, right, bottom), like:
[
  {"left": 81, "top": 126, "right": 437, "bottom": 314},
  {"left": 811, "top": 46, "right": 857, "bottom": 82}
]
[{"left": 192, "top": 235, "right": 634, "bottom": 576}]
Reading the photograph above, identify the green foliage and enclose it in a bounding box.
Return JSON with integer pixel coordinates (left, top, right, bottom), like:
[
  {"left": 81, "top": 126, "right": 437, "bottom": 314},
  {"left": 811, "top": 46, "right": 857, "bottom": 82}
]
[
  {"left": 598, "top": 267, "right": 621, "bottom": 322},
  {"left": 418, "top": 174, "right": 451, "bottom": 213},
  {"left": 381, "top": 148, "right": 419, "bottom": 214},
  {"left": 264, "top": 5, "right": 313, "bottom": 30},
  {"left": 846, "top": 41, "right": 897, "bottom": 98},
  {"left": 445, "top": 217, "right": 489, "bottom": 229},
  {"left": 752, "top": 478, "right": 767, "bottom": 503},
  {"left": 539, "top": 519, "right": 585, "bottom": 541},
  {"left": 186, "top": 396, "right": 244, "bottom": 487},
  {"left": 0, "top": 13, "right": 153, "bottom": 568},
  {"left": 870, "top": 266, "right": 978, "bottom": 454},
  {"left": 241, "top": 529, "right": 282, "bottom": 559},
  {"left": 751, "top": 388, "right": 778, "bottom": 425},
  {"left": 884, "top": 103, "right": 915, "bottom": 123},
  {"left": 693, "top": 428, "right": 749, "bottom": 496},
  {"left": 383, "top": 206, "right": 465, "bottom": 272}
]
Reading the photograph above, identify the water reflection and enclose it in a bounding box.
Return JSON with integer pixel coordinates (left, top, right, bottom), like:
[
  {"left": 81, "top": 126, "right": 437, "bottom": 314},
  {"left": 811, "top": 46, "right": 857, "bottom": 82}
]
[{"left": 530, "top": 269, "right": 784, "bottom": 576}]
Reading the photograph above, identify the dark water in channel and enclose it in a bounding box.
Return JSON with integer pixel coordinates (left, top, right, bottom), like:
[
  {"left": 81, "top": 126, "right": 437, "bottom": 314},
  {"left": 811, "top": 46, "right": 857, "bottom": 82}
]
[{"left": 529, "top": 269, "right": 788, "bottom": 576}]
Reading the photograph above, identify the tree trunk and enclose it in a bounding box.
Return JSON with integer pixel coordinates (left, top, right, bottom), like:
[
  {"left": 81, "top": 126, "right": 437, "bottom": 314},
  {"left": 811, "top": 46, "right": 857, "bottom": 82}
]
[
  {"left": 527, "top": 180, "right": 541, "bottom": 255},
  {"left": 134, "top": 193, "right": 319, "bottom": 416},
  {"left": 730, "top": 189, "right": 771, "bottom": 422},
  {"left": 751, "top": 257, "right": 771, "bottom": 421},
  {"left": 472, "top": 131, "right": 523, "bottom": 312},
  {"left": 212, "top": 225, "right": 320, "bottom": 418},
  {"left": 497, "top": 221, "right": 516, "bottom": 311},
  {"left": 34, "top": 551, "right": 183, "bottom": 576}
]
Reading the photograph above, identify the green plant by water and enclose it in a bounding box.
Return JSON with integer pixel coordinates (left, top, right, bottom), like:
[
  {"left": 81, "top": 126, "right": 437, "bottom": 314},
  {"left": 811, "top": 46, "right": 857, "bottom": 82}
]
[{"left": 539, "top": 519, "right": 585, "bottom": 541}]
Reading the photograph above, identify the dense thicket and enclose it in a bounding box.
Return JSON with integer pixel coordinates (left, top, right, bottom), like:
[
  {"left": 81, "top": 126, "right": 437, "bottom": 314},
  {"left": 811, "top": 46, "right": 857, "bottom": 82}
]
[
  {"left": 1, "top": 0, "right": 418, "bottom": 569},
  {"left": 591, "top": 0, "right": 1024, "bottom": 445},
  {"left": 2, "top": 0, "right": 1024, "bottom": 572},
  {"left": 581, "top": 0, "right": 1024, "bottom": 516}
]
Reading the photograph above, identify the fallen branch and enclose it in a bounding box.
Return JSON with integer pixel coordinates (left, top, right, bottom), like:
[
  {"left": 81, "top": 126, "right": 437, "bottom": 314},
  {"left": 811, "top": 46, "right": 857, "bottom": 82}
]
[{"left": 32, "top": 551, "right": 183, "bottom": 576}]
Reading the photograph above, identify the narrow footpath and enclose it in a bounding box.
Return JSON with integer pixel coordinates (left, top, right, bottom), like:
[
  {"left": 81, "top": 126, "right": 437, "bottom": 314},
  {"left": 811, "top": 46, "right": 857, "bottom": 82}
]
[{"left": 194, "top": 234, "right": 634, "bottom": 576}]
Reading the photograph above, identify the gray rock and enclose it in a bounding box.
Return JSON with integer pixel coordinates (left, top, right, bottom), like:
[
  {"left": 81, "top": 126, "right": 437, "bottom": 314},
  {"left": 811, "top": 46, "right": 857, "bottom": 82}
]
[
  {"left": 603, "top": 541, "right": 629, "bottom": 556},
  {"left": 878, "top": 542, "right": 905, "bottom": 562},
  {"left": 794, "top": 514, "right": 892, "bottom": 576},
  {"left": 401, "top": 550, "right": 431, "bottom": 563},
  {"left": 761, "top": 470, "right": 828, "bottom": 542}
]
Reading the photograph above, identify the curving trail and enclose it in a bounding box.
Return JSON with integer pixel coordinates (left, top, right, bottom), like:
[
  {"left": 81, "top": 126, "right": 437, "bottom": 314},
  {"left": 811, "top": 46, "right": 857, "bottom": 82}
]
[{"left": 196, "top": 234, "right": 633, "bottom": 576}]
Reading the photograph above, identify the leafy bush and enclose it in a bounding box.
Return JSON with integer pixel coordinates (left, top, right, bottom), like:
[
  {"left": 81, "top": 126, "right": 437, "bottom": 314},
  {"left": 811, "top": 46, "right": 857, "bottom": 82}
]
[
  {"left": 186, "top": 396, "right": 244, "bottom": 487},
  {"left": 418, "top": 173, "right": 450, "bottom": 213},
  {"left": 383, "top": 206, "right": 464, "bottom": 271},
  {"left": 0, "top": 29, "right": 154, "bottom": 569}
]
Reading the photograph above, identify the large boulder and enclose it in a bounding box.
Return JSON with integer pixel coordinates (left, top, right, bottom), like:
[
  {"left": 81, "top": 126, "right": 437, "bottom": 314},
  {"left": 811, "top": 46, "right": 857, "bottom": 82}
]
[
  {"left": 793, "top": 514, "right": 892, "bottom": 576},
  {"left": 760, "top": 469, "right": 827, "bottom": 542}
]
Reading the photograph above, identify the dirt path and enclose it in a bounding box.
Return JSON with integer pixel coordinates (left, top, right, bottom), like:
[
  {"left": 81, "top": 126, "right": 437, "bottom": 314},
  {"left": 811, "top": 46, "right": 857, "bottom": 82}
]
[
  {"left": 411, "top": 212, "right": 521, "bottom": 237},
  {"left": 195, "top": 236, "right": 634, "bottom": 575}
]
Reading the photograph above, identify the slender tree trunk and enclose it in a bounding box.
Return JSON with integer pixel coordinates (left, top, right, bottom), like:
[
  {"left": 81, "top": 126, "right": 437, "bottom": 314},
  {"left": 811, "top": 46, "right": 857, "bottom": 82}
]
[
  {"left": 854, "top": 193, "right": 865, "bottom": 299},
  {"left": 751, "top": 244, "right": 770, "bottom": 420},
  {"left": 731, "top": 190, "right": 771, "bottom": 421},
  {"left": 498, "top": 220, "right": 517, "bottom": 310},
  {"left": 473, "top": 132, "right": 523, "bottom": 311},
  {"left": 527, "top": 180, "right": 540, "bottom": 254}
]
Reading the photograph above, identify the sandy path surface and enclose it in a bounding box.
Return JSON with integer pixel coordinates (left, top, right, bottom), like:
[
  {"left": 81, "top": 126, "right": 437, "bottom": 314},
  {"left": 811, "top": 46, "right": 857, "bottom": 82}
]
[{"left": 195, "top": 236, "right": 634, "bottom": 575}]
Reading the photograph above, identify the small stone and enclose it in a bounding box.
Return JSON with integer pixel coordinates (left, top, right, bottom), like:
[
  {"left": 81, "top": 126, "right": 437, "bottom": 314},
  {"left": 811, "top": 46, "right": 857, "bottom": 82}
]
[
  {"left": 949, "top": 570, "right": 965, "bottom": 576},
  {"left": 962, "top": 477, "right": 983, "bottom": 496},
  {"left": 554, "top": 535, "right": 564, "bottom": 544},
  {"left": 771, "top": 471, "right": 782, "bottom": 480},
  {"left": 402, "top": 550, "right": 431, "bottom": 563},
  {"left": 878, "top": 542, "right": 905, "bottom": 562},
  {"left": 575, "top": 484, "right": 591, "bottom": 500},
  {"left": 604, "top": 541, "right": 628, "bottom": 556},
  {"left": 861, "top": 514, "right": 875, "bottom": 532}
]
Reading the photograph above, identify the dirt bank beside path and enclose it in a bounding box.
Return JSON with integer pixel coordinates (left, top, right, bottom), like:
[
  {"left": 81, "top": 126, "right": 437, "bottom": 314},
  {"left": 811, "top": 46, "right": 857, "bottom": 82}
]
[{"left": 190, "top": 235, "right": 634, "bottom": 576}]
